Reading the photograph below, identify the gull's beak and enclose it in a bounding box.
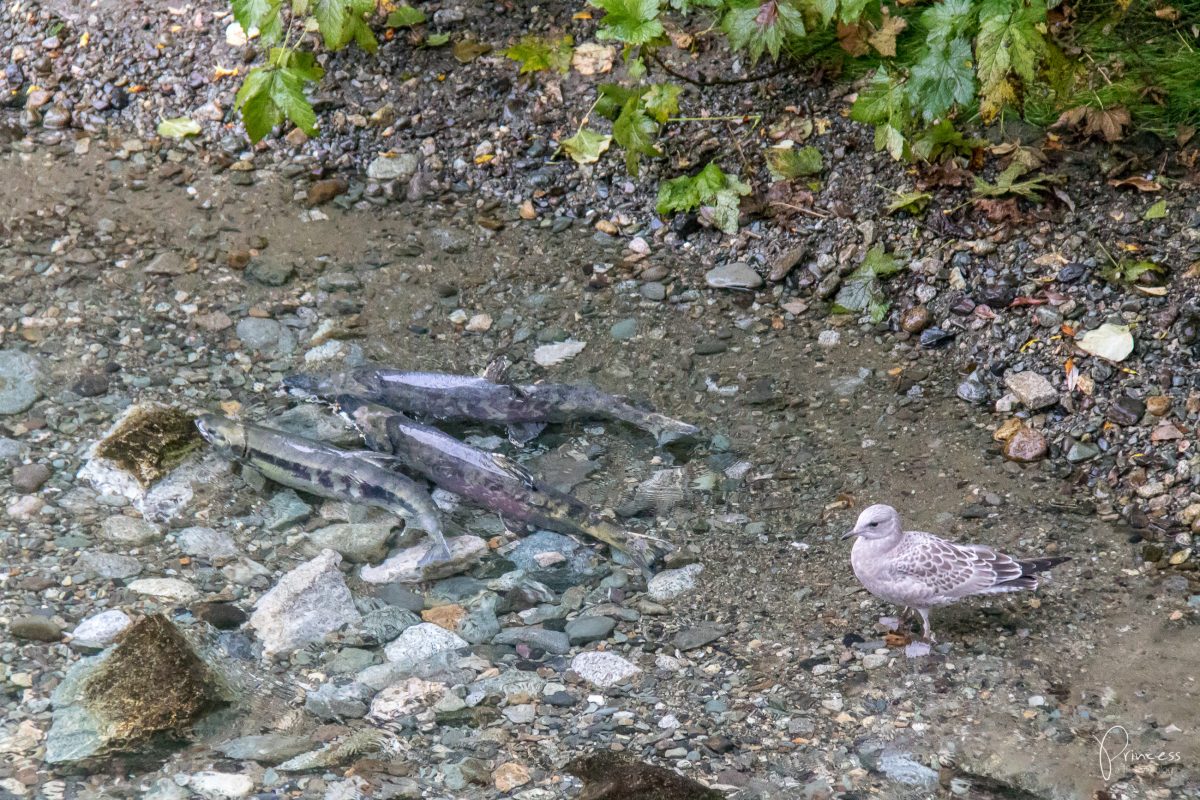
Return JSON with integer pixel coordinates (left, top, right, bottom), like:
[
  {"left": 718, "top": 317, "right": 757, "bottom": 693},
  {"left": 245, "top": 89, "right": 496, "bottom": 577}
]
[{"left": 840, "top": 528, "right": 859, "bottom": 541}]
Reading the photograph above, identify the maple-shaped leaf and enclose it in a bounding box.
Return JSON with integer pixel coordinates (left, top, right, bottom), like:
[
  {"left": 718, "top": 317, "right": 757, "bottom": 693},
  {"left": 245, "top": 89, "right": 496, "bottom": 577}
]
[
  {"left": 722, "top": 0, "right": 806, "bottom": 63},
  {"left": 908, "top": 36, "right": 975, "bottom": 121},
  {"left": 590, "top": 0, "right": 665, "bottom": 45},
  {"left": 505, "top": 34, "right": 575, "bottom": 74},
  {"left": 232, "top": 0, "right": 283, "bottom": 42},
  {"left": 643, "top": 83, "right": 682, "bottom": 123},
  {"left": 867, "top": 9, "right": 908, "bottom": 58},
  {"left": 838, "top": 0, "right": 871, "bottom": 23},
  {"left": 975, "top": 0, "right": 1047, "bottom": 121},
  {"left": 559, "top": 128, "right": 613, "bottom": 164},
  {"left": 612, "top": 97, "right": 662, "bottom": 175},
  {"left": 657, "top": 161, "right": 741, "bottom": 214},
  {"left": 1083, "top": 106, "right": 1131, "bottom": 142}
]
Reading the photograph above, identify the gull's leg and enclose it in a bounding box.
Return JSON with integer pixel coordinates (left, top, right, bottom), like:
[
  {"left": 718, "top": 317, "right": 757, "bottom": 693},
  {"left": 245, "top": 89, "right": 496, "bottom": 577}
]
[{"left": 917, "top": 608, "right": 936, "bottom": 643}]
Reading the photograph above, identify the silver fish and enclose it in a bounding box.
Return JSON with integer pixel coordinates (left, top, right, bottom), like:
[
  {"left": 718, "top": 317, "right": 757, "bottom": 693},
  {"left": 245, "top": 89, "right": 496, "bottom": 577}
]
[
  {"left": 335, "top": 396, "right": 654, "bottom": 576},
  {"left": 194, "top": 413, "right": 451, "bottom": 565},
  {"left": 285, "top": 367, "right": 700, "bottom": 446}
]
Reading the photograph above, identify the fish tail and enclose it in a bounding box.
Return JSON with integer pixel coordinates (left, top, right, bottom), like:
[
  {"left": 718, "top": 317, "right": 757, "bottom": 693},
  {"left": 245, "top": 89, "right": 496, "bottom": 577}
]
[
  {"left": 577, "top": 518, "right": 655, "bottom": 578},
  {"left": 606, "top": 403, "right": 700, "bottom": 446}
]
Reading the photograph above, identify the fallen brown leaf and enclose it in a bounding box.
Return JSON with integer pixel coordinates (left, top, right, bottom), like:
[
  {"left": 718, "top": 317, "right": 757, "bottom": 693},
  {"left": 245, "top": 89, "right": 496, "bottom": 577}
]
[{"left": 1108, "top": 175, "right": 1162, "bottom": 192}]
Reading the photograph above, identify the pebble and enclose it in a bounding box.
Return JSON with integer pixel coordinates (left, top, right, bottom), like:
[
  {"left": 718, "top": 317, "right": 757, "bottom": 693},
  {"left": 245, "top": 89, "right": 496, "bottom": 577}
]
[
  {"left": 647, "top": 563, "right": 703, "bottom": 602},
  {"left": 100, "top": 515, "right": 164, "bottom": 546},
  {"left": 367, "top": 152, "right": 420, "bottom": 182},
  {"left": 705, "top": 262, "right": 763, "bottom": 290},
  {"left": 640, "top": 282, "right": 666, "bottom": 301},
  {"left": 565, "top": 616, "right": 616, "bottom": 645},
  {"left": 77, "top": 551, "right": 142, "bottom": 579},
  {"left": 127, "top": 578, "right": 200, "bottom": 602},
  {"left": 360, "top": 535, "right": 488, "bottom": 583},
  {"left": 899, "top": 306, "right": 931, "bottom": 333},
  {"left": 249, "top": 550, "right": 362, "bottom": 656},
  {"left": 9, "top": 615, "right": 62, "bottom": 641},
  {"left": 383, "top": 622, "right": 468, "bottom": 669},
  {"left": 610, "top": 318, "right": 638, "bottom": 340},
  {"left": 1004, "top": 371, "right": 1058, "bottom": 410},
  {"left": 1108, "top": 395, "right": 1146, "bottom": 426},
  {"left": 493, "top": 762, "right": 531, "bottom": 793},
  {"left": 70, "top": 610, "right": 132, "bottom": 648},
  {"left": 493, "top": 626, "right": 571, "bottom": 654},
  {"left": 0, "top": 350, "right": 43, "bottom": 415},
  {"left": 177, "top": 526, "right": 238, "bottom": 559},
  {"left": 11, "top": 463, "right": 51, "bottom": 492},
  {"left": 236, "top": 317, "right": 296, "bottom": 355},
  {"left": 571, "top": 651, "right": 641, "bottom": 688},
  {"left": 306, "top": 522, "right": 394, "bottom": 563},
  {"left": 1002, "top": 428, "right": 1048, "bottom": 462},
  {"left": 673, "top": 622, "right": 727, "bottom": 651},
  {"left": 1146, "top": 396, "right": 1171, "bottom": 416},
  {"left": 246, "top": 258, "right": 295, "bottom": 287},
  {"left": 188, "top": 772, "right": 255, "bottom": 799}
]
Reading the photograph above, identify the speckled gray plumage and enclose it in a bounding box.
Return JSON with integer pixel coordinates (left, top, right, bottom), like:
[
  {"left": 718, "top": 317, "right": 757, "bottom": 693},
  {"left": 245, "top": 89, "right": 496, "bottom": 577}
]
[{"left": 845, "top": 504, "right": 1068, "bottom": 641}]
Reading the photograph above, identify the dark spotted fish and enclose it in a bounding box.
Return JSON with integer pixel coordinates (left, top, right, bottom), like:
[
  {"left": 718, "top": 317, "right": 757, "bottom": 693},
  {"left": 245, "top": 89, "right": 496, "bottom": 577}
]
[
  {"left": 335, "top": 396, "right": 653, "bottom": 575},
  {"left": 194, "top": 413, "right": 450, "bottom": 565},
  {"left": 285, "top": 367, "right": 700, "bottom": 446}
]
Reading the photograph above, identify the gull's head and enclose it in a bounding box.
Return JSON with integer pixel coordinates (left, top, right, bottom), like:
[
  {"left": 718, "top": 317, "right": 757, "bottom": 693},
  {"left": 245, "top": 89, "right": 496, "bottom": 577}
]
[{"left": 841, "top": 503, "right": 901, "bottom": 541}]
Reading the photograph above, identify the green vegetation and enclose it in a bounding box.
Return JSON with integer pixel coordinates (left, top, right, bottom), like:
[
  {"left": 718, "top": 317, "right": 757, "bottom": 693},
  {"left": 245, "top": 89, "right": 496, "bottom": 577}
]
[{"left": 226, "top": 0, "right": 1200, "bottom": 233}]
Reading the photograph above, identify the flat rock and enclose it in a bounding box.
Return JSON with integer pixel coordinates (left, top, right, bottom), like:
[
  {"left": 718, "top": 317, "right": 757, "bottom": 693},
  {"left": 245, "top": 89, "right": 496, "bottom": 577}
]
[
  {"left": 384, "top": 622, "right": 468, "bottom": 670},
  {"left": 127, "top": 578, "right": 199, "bottom": 602},
  {"left": 236, "top": 317, "right": 296, "bottom": 355},
  {"left": 77, "top": 551, "right": 142, "bottom": 579},
  {"left": 1002, "top": 427, "right": 1048, "bottom": 462},
  {"left": 177, "top": 526, "right": 238, "bottom": 559},
  {"left": 647, "top": 563, "right": 703, "bottom": 602},
  {"left": 566, "top": 615, "right": 616, "bottom": 645},
  {"left": 705, "top": 262, "right": 763, "bottom": 290},
  {"left": 673, "top": 622, "right": 728, "bottom": 651},
  {"left": 70, "top": 609, "right": 131, "bottom": 648},
  {"left": 306, "top": 522, "right": 394, "bottom": 563},
  {"left": 360, "top": 536, "right": 488, "bottom": 584},
  {"left": 214, "top": 734, "right": 312, "bottom": 765},
  {"left": 249, "top": 550, "right": 361, "bottom": 657},
  {"left": 101, "top": 515, "right": 163, "bottom": 546},
  {"left": 10, "top": 614, "right": 62, "bottom": 641},
  {"left": 1003, "top": 371, "right": 1058, "bottom": 410},
  {"left": 571, "top": 651, "right": 641, "bottom": 688},
  {"left": 143, "top": 252, "right": 187, "bottom": 275},
  {"left": 368, "top": 676, "right": 447, "bottom": 722},
  {"left": 367, "top": 152, "right": 420, "bottom": 182},
  {"left": 492, "top": 626, "right": 570, "bottom": 654},
  {"left": 0, "top": 350, "right": 43, "bottom": 415}
]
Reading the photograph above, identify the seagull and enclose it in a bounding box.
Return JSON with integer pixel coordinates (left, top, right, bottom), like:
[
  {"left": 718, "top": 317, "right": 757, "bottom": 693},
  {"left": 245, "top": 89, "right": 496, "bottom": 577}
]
[{"left": 842, "top": 504, "right": 1069, "bottom": 641}]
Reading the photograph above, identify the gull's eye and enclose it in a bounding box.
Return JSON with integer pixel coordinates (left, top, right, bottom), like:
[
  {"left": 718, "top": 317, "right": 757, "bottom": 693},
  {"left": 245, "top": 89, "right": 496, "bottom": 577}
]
[{"left": 869, "top": 521, "right": 878, "bottom": 527}]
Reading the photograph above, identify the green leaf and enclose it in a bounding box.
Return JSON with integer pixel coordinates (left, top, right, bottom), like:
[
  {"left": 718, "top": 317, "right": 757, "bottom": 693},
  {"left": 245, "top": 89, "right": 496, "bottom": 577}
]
[
  {"left": 837, "top": 0, "right": 870, "bottom": 23},
  {"left": 270, "top": 49, "right": 325, "bottom": 82},
  {"left": 1144, "top": 199, "right": 1167, "bottom": 220},
  {"left": 657, "top": 162, "right": 729, "bottom": 214},
  {"left": 559, "top": 128, "right": 613, "bottom": 164},
  {"left": 232, "top": 0, "right": 281, "bottom": 36},
  {"left": 313, "top": 0, "right": 349, "bottom": 48},
  {"left": 807, "top": 0, "right": 836, "bottom": 26},
  {"left": 1099, "top": 259, "right": 1165, "bottom": 285},
  {"left": 348, "top": 0, "right": 378, "bottom": 53},
  {"left": 596, "top": 83, "right": 645, "bottom": 119},
  {"left": 908, "top": 36, "right": 976, "bottom": 121},
  {"left": 920, "top": 0, "right": 976, "bottom": 45},
  {"left": 909, "top": 119, "right": 984, "bottom": 162},
  {"left": 722, "top": 0, "right": 806, "bottom": 64},
  {"left": 425, "top": 32, "right": 450, "bottom": 46},
  {"left": 505, "top": 34, "right": 574, "bottom": 74},
  {"left": 975, "top": 0, "right": 1046, "bottom": 121},
  {"left": 972, "top": 163, "right": 1063, "bottom": 201},
  {"left": 643, "top": 83, "right": 682, "bottom": 123},
  {"left": 703, "top": 190, "right": 743, "bottom": 234},
  {"left": 832, "top": 246, "right": 903, "bottom": 321},
  {"left": 850, "top": 69, "right": 909, "bottom": 127},
  {"left": 670, "top": 0, "right": 723, "bottom": 12},
  {"left": 157, "top": 117, "right": 202, "bottom": 138},
  {"left": 386, "top": 4, "right": 426, "bottom": 27},
  {"left": 612, "top": 97, "right": 661, "bottom": 175},
  {"left": 272, "top": 66, "right": 319, "bottom": 135},
  {"left": 766, "top": 144, "right": 823, "bottom": 180},
  {"left": 885, "top": 190, "right": 932, "bottom": 215},
  {"left": 236, "top": 67, "right": 283, "bottom": 142},
  {"left": 590, "top": 0, "right": 665, "bottom": 45}
]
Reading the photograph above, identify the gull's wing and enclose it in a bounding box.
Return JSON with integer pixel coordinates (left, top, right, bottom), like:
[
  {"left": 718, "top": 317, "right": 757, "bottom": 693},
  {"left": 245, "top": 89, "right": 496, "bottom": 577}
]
[{"left": 888, "top": 531, "right": 1026, "bottom": 602}]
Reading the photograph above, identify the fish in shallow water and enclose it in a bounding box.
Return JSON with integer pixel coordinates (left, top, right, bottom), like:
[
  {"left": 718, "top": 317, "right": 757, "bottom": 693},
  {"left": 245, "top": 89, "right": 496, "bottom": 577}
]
[
  {"left": 336, "top": 395, "right": 654, "bottom": 575},
  {"left": 194, "top": 413, "right": 451, "bottom": 565},
  {"left": 285, "top": 367, "right": 700, "bottom": 446}
]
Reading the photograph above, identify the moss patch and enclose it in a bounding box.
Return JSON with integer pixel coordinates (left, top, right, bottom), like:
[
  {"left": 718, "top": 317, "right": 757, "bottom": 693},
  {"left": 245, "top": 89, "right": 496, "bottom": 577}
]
[
  {"left": 565, "top": 753, "right": 725, "bottom": 800},
  {"left": 93, "top": 405, "right": 202, "bottom": 486}
]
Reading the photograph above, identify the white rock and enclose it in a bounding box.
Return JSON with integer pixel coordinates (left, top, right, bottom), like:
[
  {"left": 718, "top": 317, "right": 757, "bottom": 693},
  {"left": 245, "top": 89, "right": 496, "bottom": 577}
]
[
  {"left": 817, "top": 330, "right": 840, "bottom": 348},
  {"left": 127, "top": 578, "right": 199, "bottom": 603},
  {"left": 100, "top": 515, "right": 163, "bottom": 546},
  {"left": 1003, "top": 371, "right": 1058, "bottom": 410},
  {"left": 705, "top": 262, "right": 763, "bottom": 290},
  {"left": 249, "top": 550, "right": 361, "bottom": 657},
  {"left": 533, "top": 339, "right": 587, "bottom": 367},
  {"left": 359, "top": 536, "right": 487, "bottom": 584},
  {"left": 570, "top": 651, "right": 641, "bottom": 688},
  {"left": 647, "top": 563, "right": 703, "bottom": 602},
  {"left": 862, "top": 653, "right": 888, "bottom": 670},
  {"left": 466, "top": 313, "right": 493, "bottom": 333},
  {"left": 383, "top": 622, "right": 467, "bottom": 668},
  {"left": 367, "top": 677, "right": 447, "bottom": 722},
  {"left": 189, "top": 771, "right": 255, "bottom": 799},
  {"left": 70, "top": 609, "right": 131, "bottom": 647},
  {"left": 177, "top": 526, "right": 237, "bottom": 559}
]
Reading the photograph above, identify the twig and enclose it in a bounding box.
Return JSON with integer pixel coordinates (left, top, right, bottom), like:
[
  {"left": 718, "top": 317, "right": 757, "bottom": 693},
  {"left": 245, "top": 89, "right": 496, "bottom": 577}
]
[
  {"left": 648, "top": 48, "right": 797, "bottom": 87},
  {"left": 768, "top": 201, "right": 830, "bottom": 219}
]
